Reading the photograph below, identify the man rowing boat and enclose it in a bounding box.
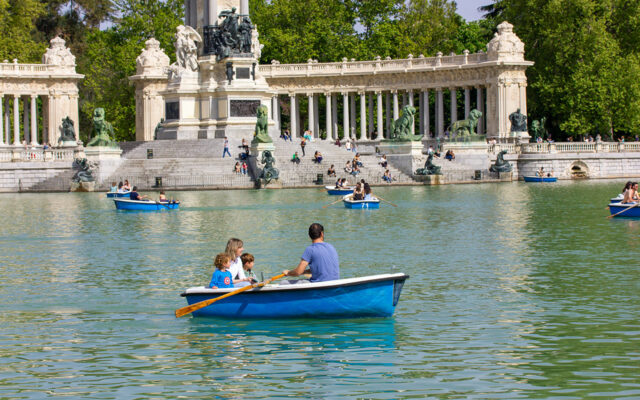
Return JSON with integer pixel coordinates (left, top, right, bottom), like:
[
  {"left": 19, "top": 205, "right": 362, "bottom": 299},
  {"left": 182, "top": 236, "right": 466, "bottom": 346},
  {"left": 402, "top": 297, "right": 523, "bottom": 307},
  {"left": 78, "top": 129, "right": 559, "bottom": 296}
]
[{"left": 283, "top": 223, "right": 340, "bottom": 283}]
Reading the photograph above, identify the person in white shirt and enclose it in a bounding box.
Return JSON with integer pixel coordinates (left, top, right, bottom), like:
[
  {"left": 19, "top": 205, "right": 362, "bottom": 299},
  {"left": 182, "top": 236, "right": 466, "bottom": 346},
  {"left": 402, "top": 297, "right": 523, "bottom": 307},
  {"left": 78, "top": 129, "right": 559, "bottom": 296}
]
[{"left": 224, "top": 238, "right": 252, "bottom": 287}]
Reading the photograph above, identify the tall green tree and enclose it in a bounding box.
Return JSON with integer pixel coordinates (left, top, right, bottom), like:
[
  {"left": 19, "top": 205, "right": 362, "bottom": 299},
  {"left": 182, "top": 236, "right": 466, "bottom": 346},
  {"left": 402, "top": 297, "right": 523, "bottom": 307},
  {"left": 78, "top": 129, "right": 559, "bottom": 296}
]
[
  {"left": 0, "top": 0, "right": 46, "bottom": 62},
  {"left": 499, "top": 0, "right": 640, "bottom": 138},
  {"left": 80, "top": 0, "right": 183, "bottom": 141}
]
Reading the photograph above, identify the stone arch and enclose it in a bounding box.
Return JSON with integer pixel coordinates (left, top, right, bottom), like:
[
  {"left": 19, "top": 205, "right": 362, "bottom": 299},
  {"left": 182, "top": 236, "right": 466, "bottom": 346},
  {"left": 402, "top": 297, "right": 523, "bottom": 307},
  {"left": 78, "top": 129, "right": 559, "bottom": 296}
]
[{"left": 569, "top": 160, "right": 589, "bottom": 179}]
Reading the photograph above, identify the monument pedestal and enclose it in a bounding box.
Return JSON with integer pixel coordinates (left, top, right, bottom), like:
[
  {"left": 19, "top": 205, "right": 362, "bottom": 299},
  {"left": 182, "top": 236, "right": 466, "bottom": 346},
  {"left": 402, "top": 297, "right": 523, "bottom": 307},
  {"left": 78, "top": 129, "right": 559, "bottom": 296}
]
[
  {"left": 85, "top": 146, "right": 123, "bottom": 184},
  {"left": 70, "top": 181, "right": 96, "bottom": 192},
  {"left": 414, "top": 174, "right": 443, "bottom": 185},
  {"left": 499, "top": 171, "right": 513, "bottom": 181},
  {"left": 377, "top": 141, "right": 424, "bottom": 177},
  {"left": 249, "top": 141, "right": 276, "bottom": 187}
]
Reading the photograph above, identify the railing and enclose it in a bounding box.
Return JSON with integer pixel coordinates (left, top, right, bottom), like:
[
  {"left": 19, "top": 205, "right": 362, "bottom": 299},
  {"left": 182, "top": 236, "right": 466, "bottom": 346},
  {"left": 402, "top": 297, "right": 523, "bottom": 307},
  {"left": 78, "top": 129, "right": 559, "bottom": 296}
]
[
  {"left": 488, "top": 141, "right": 640, "bottom": 155},
  {"left": 0, "top": 62, "right": 54, "bottom": 75},
  {"left": 260, "top": 52, "right": 490, "bottom": 78},
  {"left": 0, "top": 147, "right": 77, "bottom": 163}
]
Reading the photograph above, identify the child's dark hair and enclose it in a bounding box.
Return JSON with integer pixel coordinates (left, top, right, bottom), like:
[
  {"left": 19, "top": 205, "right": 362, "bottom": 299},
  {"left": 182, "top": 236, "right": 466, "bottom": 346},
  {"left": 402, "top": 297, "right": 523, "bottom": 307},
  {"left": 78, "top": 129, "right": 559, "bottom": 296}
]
[
  {"left": 214, "top": 253, "right": 231, "bottom": 270},
  {"left": 240, "top": 253, "right": 254, "bottom": 266}
]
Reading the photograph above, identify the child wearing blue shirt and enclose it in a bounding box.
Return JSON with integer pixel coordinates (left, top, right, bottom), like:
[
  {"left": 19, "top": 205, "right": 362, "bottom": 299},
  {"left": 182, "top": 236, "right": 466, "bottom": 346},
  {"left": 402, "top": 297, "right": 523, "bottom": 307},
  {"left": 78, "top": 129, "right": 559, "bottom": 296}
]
[{"left": 209, "top": 253, "right": 234, "bottom": 289}]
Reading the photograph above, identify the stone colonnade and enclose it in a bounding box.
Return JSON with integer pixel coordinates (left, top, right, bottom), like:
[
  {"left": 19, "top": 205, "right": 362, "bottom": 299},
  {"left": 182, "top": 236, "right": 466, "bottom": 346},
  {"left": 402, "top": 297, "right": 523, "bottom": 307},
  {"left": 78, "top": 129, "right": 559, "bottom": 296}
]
[
  {"left": 270, "top": 86, "right": 487, "bottom": 141},
  {"left": 0, "top": 37, "right": 83, "bottom": 147}
]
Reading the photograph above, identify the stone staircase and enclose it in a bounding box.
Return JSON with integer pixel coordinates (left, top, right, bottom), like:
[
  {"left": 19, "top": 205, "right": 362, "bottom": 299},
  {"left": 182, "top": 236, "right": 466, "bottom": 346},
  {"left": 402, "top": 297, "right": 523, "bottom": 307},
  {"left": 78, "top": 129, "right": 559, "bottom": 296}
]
[{"left": 269, "top": 138, "right": 416, "bottom": 187}]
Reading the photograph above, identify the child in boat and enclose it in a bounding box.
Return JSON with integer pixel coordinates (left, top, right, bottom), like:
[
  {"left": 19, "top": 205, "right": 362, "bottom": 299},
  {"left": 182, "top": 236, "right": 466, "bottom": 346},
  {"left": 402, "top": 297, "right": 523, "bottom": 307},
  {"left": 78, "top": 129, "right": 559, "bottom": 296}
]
[
  {"left": 209, "top": 253, "right": 233, "bottom": 289},
  {"left": 109, "top": 182, "right": 117, "bottom": 192},
  {"left": 241, "top": 253, "right": 258, "bottom": 284}
]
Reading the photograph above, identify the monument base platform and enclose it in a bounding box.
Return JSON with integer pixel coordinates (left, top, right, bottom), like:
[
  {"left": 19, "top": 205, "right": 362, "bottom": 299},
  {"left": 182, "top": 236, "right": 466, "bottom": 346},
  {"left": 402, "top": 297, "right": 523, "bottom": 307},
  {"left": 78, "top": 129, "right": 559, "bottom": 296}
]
[{"left": 70, "top": 181, "right": 96, "bottom": 192}]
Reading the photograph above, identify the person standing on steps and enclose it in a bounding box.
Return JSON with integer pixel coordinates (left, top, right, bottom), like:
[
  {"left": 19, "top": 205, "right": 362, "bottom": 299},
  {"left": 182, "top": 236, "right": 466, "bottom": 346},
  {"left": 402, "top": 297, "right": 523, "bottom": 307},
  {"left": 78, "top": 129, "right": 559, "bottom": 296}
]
[
  {"left": 300, "top": 137, "right": 306, "bottom": 156},
  {"left": 223, "top": 137, "right": 232, "bottom": 158}
]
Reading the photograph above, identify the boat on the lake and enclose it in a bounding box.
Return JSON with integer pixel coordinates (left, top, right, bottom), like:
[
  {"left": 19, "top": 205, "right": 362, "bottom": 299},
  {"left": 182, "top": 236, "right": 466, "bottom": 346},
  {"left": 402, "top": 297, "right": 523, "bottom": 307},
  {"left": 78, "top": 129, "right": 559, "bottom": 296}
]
[
  {"left": 610, "top": 194, "right": 624, "bottom": 203},
  {"left": 523, "top": 176, "right": 558, "bottom": 182},
  {"left": 106, "top": 191, "right": 132, "bottom": 198},
  {"left": 343, "top": 195, "right": 380, "bottom": 209},
  {"left": 181, "top": 273, "right": 408, "bottom": 318},
  {"left": 608, "top": 203, "right": 640, "bottom": 217},
  {"left": 114, "top": 198, "right": 180, "bottom": 211},
  {"left": 325, "top": 185, "right": 354, "bottom": 195}
]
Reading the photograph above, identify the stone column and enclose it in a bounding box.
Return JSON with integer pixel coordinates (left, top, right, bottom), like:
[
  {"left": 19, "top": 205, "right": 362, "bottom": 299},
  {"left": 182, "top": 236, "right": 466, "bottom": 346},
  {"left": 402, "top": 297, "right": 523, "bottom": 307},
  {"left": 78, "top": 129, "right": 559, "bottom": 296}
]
[
  {"left": 419, "top": 89, "right": 424, "bottom": 135},
  {"left": 464, "top": 87, "right": 471, "bottom": 119},
  {"left": 325, "top": 93, "right": 332, "bottom": 140},
  {"left": 332, "top": 94, "right": 338, "bottom": 139},
  {"left": 290, "top": 94, "right": 297, "bottom": 138},
  {"left": 436, "top": 88, "right": 444, "bottom": 137},
  {"left": 30, "top": 95, "right": 38, "bottom": 145},
  {"left": 477, "top": 86, "right": 484, "bottom": 135},
  {"left": 350, "top": 93, "right": 356, "bottom": 139},
  {"left": 23, "top": 96, "right": 29, "bottom": 144},
  {"left": 423, "top": 90, "right": 430, "bottom": 137},
  {"left": 385, "top": 92, "right": 391, "bottom": 138},
  {"left": 408, "top": 89, "right": 414, "bottom": 135},
  {"left": 368, "top": 93, "right": 374, "bottom": 138},
  {"left": 392, "top": 90, "right": 399, "bottom": 120},
  {"left": 519, "top": 83, "right": 527, "bottom": 116},
  {"left": 240, "top": 0, "right": 249, "bottom": 15},
  {"left": 450, "top": 88, "right": 457, "bottom": 126},
  {"left": 313, "top": 94, "right": 319, "bottom": 138},
  {"left": 208, "top": 0, "right": 217, "bottom": 25},
  {"left": 376, "top": 91, "right": 383, "bottom": 141},
  {"left": 0, "top": 94, "right": 3, "bottom": 145},
  {"left": 295, "top": 95, "right": 301, "bottom": 137},
  {"left": 359, "top": 92, "right": 366, "bottom": 141},
  {"left": 272, "top": 95, "right": 280, "bottom": 133},
  {"left": 5, "top": 97, "right": 10, "bottom": 144},
  {"left": 185, "top": 0, "right": 191, "bottom": 27},
  {"left": 342, "top": 92, "right": 349, "bottom": 140},
  {"left": 13, "top": 95, "right": 20, "bottom": 145},
  {"left": 307, "top": 93, "right": 314, "bottom": 136}
]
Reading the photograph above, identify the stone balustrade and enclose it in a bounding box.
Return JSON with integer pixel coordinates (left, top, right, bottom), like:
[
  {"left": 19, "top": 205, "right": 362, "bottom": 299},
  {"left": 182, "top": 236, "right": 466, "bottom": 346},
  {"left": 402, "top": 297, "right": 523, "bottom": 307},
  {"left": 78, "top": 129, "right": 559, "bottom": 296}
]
[
  {"left": 0, "top": 62, "right": 55, "bottom": 76},
  {"left": 0, "top": 147, "right": 77, "bottom": 162},
  {"left": 489, "top": 141, "right": 640, "bottom": 154}
]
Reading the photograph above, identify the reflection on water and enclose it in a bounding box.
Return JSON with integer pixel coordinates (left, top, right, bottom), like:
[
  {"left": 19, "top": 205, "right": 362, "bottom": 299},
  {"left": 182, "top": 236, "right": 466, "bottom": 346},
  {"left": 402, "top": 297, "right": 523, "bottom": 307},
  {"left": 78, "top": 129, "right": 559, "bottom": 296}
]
[{"left": 0, "top": 181, "right": 639, "bottom": 398}]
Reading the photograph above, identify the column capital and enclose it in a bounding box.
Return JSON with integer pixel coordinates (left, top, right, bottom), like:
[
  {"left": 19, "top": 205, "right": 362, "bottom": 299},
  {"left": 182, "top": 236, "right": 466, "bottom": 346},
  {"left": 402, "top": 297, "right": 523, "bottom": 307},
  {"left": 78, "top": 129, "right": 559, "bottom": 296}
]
[
  {"left": 13, "top": 94, "right": 20, "bottom": 99},
  {"left": 324, "top": 91, "right": 332, "bottom": 97},
  {"left": 390, "top": 89, "right": 398, "bottom": 94},
  {"left": 30, "top": 94, "right": 38, "bottom": 99},
  {"left": 375, "top": 90, "right": 383, "bottom": 95}
]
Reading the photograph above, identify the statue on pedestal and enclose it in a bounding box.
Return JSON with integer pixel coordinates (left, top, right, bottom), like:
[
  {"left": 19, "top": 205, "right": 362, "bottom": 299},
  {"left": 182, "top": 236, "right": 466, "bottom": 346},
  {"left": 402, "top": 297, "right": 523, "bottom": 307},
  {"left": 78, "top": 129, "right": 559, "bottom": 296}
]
[
  {"left": 387, "top": 106, "right": 422, "bottom": 142},
  {"left": 530, "top": 117, "right": 546, "bottom": 141},
  {"left": 509, "top": 108, "right": 528, "bottom": 134},
  {"left": 210, "top": 8, "right": 254, "bottom": 61},
  {"left": 489, "top": 150, "right": 512, "bottom": 173},
  {"left": 59, "top": 117, "right": 76, "bottom": 143},
  {"left": 259, "top": 150, "right": 279, "bottom": 183},
  {"left": 448, "top": 109, "right": 482, "bottom": 138},
  {"left": 87, "top": 108, "right": 117, "bottom": 147},
  {"left": 415, "top": 153, "right": 442, "bottom": 175},
  {"left": 252, "top": 105, "right": 272, "bottom": 144},
  {"left": 168, "top": 25, "right": 201, "bottom": 80}
]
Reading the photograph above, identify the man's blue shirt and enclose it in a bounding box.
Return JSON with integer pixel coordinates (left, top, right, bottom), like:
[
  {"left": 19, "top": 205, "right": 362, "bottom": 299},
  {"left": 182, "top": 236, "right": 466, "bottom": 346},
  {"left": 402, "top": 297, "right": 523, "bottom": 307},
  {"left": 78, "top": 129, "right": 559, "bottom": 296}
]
[{"left": 301, "top": 242, "right": 340, "bottom": 282}]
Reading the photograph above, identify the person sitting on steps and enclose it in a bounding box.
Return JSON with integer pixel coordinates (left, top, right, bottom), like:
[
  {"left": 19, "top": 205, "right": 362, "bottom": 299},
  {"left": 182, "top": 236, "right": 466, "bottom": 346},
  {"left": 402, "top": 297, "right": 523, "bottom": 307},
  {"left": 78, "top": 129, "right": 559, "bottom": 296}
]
[
  {"left": 291, "top": 151, "right": 301, "bottom": 164},
  {"left": 313, "top": 151, "right": 323, "bottom": 164},
  {"left": 327, "top": 164, "right": 336, "bottom": 177}
]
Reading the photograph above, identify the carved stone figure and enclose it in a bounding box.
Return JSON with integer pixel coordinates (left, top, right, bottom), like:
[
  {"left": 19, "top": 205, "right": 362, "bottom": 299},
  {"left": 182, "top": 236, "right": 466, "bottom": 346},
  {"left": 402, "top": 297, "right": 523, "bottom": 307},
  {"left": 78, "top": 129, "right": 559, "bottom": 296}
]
[
  {"left": 42, "top": 37, "right": 76, "bottom": 72},
  {"left": 72, "top": 158, "right": 96, "bottom": 182},
  {"left": 87, "top": 108, "right": 116, "bottom": 147},
  {"left": 509, "top": 108, "right": 527, "bottom": 132},
  {"left": 251, "top": 26, "right": 264, "bottom": 60},
  {"left": 489, "top": 150, "right": 512, "bottom": 173},
  {"left": 530, "top": 117, "right": 546, "bottom": 141},
  {"left": 59, "top": 117, "right": 76, "bottom": 143},
  {"left": 259, "top": 150, "right": 279, "bottom": 183},
  {"left": 219, "top": 8, "right": 240, "bottom": 40},
  {"left": 448, "top": 109, "right": 483, "bottom": 137},
  {"left": 415, "top": 153, "right": 442, "bottom": 175},
  {"left": 209, "top": 8, "right": 254, "bottom": 61},
  {"left": 252, "top": 105, "right": 272, "bottom": 144},
  {"left": 487, "top": 21, "right": 526, "bottom": 62},
  {"left": 136, "top": 38, "right": 170, "bottom": 76},
  {"left": 226, "top": 62, "right": 235, "bottom": 84},
  {"left": 176, "top": 25, "right": 201, "bottom": 71},
  {"left": 388, "top": 106, "right": 422, "bottom": 142}
]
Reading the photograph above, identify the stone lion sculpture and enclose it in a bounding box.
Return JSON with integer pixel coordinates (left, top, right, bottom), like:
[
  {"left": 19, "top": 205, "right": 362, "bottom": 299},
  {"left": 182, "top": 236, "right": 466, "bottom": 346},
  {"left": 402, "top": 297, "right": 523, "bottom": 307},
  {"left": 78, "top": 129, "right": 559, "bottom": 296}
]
[
  {"left": 252, "top": 105, "right": 272, "bottom": 144},
  {"left": 259, "top": 150, "right": 279, "bottom": 183},
  {"left": 87, "top": 108, "right": 116, "bottom": 147},
  {"left": 415, "top": 153, "right": 442, "bottom": 175},
  {"left": 388, "top": 105, "right": 422, "bottom": 141},
  {"left": 448, "top": 109, "right": 482, "bottom": 137},
  {"left": 489, "top": 150, "right": 512, "bottom": 173}
]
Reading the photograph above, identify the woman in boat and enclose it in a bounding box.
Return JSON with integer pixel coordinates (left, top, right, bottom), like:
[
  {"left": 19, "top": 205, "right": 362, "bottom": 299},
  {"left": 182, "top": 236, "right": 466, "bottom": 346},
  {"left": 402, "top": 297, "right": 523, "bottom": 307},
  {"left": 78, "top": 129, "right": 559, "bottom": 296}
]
[
  {"left": 109, "top": 182, "right": 117, "bottom": 192},
  {"left": 123, "top": 180, "right": 132, "bottom": 191},
  {"left": 363, "top": 183, "right": 375, "bottom": 200},
  {"left": 117, "top": 181, "right": 126, "bottom": 193},
  {"left": 536, "top": 167, "right": 544, "bottom": 177},
  {"left": 225, "top": 238, "right": 252, "bottom": 287},
  {"left": 352, "top": 183, "right": 364, "bottom": 200},
  {"left": 623, "top": 182, "right": 639, "bottom": 203}
]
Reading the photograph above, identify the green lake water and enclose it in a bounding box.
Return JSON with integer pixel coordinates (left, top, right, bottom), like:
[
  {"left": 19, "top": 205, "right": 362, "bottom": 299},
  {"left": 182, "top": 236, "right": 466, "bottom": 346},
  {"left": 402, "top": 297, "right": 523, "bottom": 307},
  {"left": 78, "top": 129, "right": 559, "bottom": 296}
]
[{"left": 1, "top": 181, "right": 639, "bottom": 399}]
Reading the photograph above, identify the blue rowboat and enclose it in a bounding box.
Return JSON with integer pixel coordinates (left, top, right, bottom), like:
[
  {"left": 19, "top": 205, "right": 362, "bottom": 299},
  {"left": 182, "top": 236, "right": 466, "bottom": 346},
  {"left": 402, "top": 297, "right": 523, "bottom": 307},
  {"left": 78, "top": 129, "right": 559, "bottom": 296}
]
[
  {"left": 610, "top": 194, "right": 624, "bottom": 203},
  {"left": 523, "top": 176, "right": 557, "bottom": 182},
  {"left": 608, "top": 203, "right": 640, "bottom": 217},
  {"left": 181, "top": 273, "right": 409, "bottom": 318},
  {"left": 325, "top": 185, "right": 354, "bottom": 195},
  {"left": 106, "top": 191, "right": 132, "bottom": 198},
  {"left": 343, "top": 195, "right": 380, "bottom": 209},
  {"left": 114, "top": 198, "right": 180, "bottom": 211}
]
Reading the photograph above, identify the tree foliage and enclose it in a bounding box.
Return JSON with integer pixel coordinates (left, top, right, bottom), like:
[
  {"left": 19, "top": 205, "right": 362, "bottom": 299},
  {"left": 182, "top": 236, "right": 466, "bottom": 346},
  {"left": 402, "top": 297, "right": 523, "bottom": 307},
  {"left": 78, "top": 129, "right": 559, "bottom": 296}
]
[
  {"left": 79, "top": 0, "right": 183, "bottom": 142},
  {"left": 0, "top": 0, "right": 46, "bottom": 62}
]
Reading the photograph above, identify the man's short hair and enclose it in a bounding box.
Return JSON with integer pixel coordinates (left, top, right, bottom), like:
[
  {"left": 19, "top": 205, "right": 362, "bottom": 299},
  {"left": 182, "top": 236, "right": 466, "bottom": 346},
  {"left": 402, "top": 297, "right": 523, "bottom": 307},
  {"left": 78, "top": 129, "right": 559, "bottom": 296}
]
[
  {"left": 132, "top": 186, "right": 138, "bottom": 191},
  {"left": 308, "top": 223, "right": 324, "bottom": 240}
]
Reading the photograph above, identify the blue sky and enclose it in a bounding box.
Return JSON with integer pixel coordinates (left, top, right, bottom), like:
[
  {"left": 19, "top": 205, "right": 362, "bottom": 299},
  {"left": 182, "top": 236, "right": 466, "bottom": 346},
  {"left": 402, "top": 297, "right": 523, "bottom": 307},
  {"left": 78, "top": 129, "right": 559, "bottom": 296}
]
[{"left": 455, "top": 0, "right": 487, "bottom": 21}]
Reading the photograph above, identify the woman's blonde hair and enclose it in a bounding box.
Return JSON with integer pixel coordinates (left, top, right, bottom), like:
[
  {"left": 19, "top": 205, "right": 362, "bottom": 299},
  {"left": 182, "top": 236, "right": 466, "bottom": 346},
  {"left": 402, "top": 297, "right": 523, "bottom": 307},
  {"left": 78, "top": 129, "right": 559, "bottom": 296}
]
[{"left": 225, "top": 238, "right": 243, "bottom": 261}]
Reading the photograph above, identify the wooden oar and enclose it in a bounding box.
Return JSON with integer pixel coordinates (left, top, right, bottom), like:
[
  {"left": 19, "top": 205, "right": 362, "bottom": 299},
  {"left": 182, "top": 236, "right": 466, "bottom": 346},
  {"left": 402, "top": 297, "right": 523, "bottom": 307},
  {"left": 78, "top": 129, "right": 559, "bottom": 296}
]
[
  {"left": 322, "top": 197, "right": 346, "bottom": 208},
  {"left": 607, "top": 202, "right": 639, "bottom": 218},
  {"left": 374, "top": 194, "right": 398, "bottom": 207},
  {"left": 175, "top": 273, "right": 286, "bottom": 318}
]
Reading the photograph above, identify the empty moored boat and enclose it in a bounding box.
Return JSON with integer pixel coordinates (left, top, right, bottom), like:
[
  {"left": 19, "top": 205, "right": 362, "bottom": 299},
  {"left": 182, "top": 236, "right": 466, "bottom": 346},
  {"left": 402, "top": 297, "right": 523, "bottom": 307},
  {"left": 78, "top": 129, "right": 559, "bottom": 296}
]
[{"left": 181, "top": 273, "right": 409, "bottom": 318}]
